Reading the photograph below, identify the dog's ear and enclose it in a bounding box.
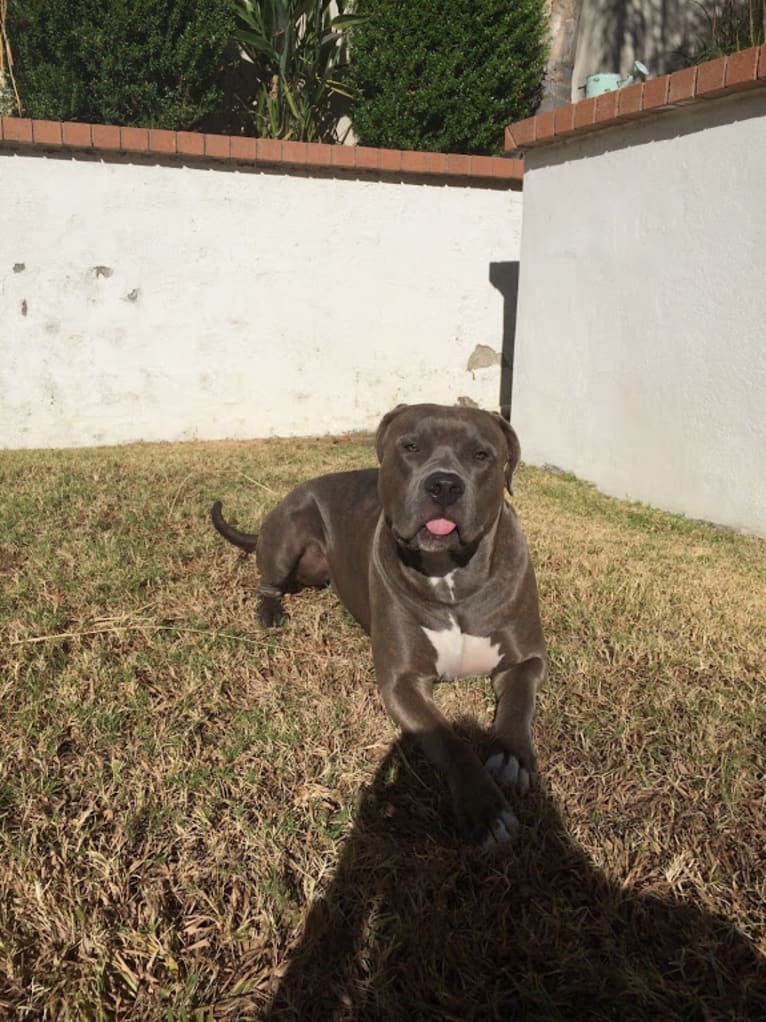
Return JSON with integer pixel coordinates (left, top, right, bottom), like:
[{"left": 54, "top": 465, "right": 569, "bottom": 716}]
[
  {"left": 375, "top": 404, "right": 408, "bottom": 462},
  {"left": 493, "top": 414, "right": 521, "bottom": 494}
]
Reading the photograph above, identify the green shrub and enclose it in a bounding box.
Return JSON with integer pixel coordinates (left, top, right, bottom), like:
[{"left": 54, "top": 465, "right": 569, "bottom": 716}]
[
  {"left": 7, "top": 0, "right": 236, "bottom": 129},
  {"left": 349, "top": 0, "right": 548, "bottom": 155}
]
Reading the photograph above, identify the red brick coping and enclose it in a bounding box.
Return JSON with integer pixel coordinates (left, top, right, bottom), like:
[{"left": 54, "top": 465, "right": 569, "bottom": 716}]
[
  {"left": 506, "top": 44, "right": 766, "bottom": 153},
  {"left": 0, "top": 116, "right": 523, "bottom": 185}
]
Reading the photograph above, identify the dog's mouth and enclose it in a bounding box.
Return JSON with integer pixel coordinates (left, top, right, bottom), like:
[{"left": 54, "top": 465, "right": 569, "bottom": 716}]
[
  {"left": 411, "top": 517, "right": 461, "bottom": 551},
  {"left": 424, "top": 517, "right": 457, "bottom": 537},
  {"left": 390, "top": 502, "right": 471, "bottom": 552},
  {"left": 391, "top": 513, "right": 490, "bottom": 567}
]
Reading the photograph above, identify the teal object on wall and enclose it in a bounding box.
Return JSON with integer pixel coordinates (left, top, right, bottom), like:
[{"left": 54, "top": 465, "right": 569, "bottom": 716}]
[{"left": 584, "top": 61, "right": 649, "bottom": 99}]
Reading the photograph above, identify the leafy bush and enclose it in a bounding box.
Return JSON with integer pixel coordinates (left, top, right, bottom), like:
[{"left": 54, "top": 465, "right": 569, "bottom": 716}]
[
  {"left": 232, "top": 0, "right": 364, "bottom": 142},
  {"left": 7, "top": 0, "right": 236, "bottom": 129},
  {"left": 349, "top": 0, "right": 548, "bottom": 155}
]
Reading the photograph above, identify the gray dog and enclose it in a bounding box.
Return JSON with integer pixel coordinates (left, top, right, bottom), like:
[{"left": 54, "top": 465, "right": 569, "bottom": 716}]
[{"left": 212, "top": 403, "right": 547, "bottom": 844}]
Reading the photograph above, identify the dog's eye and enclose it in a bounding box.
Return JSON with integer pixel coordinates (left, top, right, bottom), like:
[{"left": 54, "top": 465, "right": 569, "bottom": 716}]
[
  {"left": 401, "top": 440, "right": 419, "bottom": 453},
  {"left": 474, "top": 449, "right": 490, "bottom": 462}
]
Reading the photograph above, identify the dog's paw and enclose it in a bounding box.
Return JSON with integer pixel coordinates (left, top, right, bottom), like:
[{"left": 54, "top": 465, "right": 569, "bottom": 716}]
[
  {"left": 257, "top": 595, "right": 287, "bottom": 628},
  {"left": 453, "top": 773, "right": 520, "bottom": 846},
  {"left": 485, "top": 751, "right": 531, "bottom": 795},
  {"left": 480, "top": 806, "right": 520, "bottom": 847}
]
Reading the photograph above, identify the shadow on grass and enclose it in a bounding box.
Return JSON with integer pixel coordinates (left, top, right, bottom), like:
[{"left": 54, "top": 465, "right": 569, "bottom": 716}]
[{"left": 266, "top": 724, "right": 766, "bottom": 1021}]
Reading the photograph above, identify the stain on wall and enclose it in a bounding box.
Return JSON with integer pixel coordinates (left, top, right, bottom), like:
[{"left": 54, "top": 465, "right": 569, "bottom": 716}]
[{"left": 467, "top": 344, "right": 502, "bottom": 371}]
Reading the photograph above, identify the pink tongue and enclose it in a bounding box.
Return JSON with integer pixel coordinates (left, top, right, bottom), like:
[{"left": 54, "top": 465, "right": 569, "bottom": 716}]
[{"left": 425, "top": 518, "right": 456, "bottom": 536}]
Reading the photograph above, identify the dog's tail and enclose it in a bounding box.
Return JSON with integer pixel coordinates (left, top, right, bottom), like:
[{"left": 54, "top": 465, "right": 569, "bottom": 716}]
[{"left": 211, "top": 500, "right": 259, "bottom": 552}]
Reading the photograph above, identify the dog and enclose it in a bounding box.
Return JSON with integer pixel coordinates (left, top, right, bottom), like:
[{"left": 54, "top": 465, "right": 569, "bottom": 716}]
[{"left": 211, "top": 403, "right": 547, "bottom": 844}]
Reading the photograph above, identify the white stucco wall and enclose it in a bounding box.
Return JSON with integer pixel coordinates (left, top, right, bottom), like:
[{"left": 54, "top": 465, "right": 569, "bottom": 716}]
[
  {"left": 1, "top": 155, "right": 521, "bottom": 448},
  {"left": 513, "top": 89, "right": 766, "bottom": 536}
]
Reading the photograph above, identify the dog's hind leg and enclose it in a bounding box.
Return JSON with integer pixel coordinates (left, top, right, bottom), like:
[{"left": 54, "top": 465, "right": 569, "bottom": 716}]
[{"left": 255, "top": 498, "right": 330, "bottom": 627}]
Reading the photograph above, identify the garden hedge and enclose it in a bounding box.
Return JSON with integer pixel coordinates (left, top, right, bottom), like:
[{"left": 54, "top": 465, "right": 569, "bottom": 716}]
[
  {"left": 349, "top": 0, "right": 548, "bottom": 155},
  {"left": 7, "top": 0, "right": 235, "bottom": 130}
]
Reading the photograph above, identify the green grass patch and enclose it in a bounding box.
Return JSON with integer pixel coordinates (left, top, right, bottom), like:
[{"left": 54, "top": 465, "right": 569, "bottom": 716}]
[{"left": 1, "top": 437, "right": 764, "bottom": 1018}]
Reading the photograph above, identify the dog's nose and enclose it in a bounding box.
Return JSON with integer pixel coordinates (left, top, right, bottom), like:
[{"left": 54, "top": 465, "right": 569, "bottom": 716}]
[{"left": 424, "top": 471, "right": 465, "bottom": 507}]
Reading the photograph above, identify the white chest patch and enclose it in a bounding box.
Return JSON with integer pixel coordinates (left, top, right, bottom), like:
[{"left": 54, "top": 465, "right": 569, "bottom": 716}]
[
  {"left": 421, "top": 615, "right": 501, "bottom": 680},
  {"left": 427, "top": 570, "right": 457, "bottom": 601}
]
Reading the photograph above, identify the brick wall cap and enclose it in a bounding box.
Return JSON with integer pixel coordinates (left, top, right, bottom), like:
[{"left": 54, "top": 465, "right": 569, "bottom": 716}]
[
  {"left": 0, "top": 118, "right": 524, "bottom": 184},
  {"left": 505, "top": 45, "right": 766, "bottom": 154}
]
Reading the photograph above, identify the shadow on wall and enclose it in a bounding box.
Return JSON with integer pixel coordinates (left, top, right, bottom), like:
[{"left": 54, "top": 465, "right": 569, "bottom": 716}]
[
  {"left": 266, "top": 726, "right": 766, "bottom": 1021},
  {"left": 573, "top": 0, "right": 710, "bottom": 90},
  {"left": 489, "top": 261, "right": 520, "bottom": 421}
]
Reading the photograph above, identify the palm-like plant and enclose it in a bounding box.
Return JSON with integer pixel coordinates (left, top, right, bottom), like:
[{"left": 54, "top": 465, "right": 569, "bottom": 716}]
[{"left": 232, "top": 0, "right": 364, "bottom": 142}]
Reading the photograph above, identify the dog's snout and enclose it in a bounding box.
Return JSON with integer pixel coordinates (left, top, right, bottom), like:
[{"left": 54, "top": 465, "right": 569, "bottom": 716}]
[{"left": 424, "top": 471, "right": 465, "bottom": 507}]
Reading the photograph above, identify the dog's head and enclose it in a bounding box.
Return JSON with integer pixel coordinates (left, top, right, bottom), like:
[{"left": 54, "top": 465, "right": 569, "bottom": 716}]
[{"left": 375, "top": 403, "right": 520, "bottom": 555}]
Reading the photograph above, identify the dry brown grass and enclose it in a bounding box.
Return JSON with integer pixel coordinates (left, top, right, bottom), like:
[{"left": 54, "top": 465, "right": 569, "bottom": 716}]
[{"left": 1, "top": 436, "right": 764, "bottom": 1020}]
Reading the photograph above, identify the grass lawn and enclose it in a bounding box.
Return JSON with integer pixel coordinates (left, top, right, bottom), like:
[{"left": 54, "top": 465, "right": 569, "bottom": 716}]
[{"left": 1, "top": 435, "right": 765, "bottom": 1020}]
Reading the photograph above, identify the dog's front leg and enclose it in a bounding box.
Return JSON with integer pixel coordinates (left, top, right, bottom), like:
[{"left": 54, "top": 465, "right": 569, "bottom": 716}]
[
  {"left": 378, "top": 670, "right": 518, "bottom": 845},
  {"left": 485, "top": 656, "right": 546, "bottom": 793}
]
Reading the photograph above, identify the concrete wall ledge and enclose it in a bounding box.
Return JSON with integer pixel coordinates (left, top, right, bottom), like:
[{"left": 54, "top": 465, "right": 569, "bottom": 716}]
[{"left": 506, "top": 44, "right": 766, "bottom": 153}]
